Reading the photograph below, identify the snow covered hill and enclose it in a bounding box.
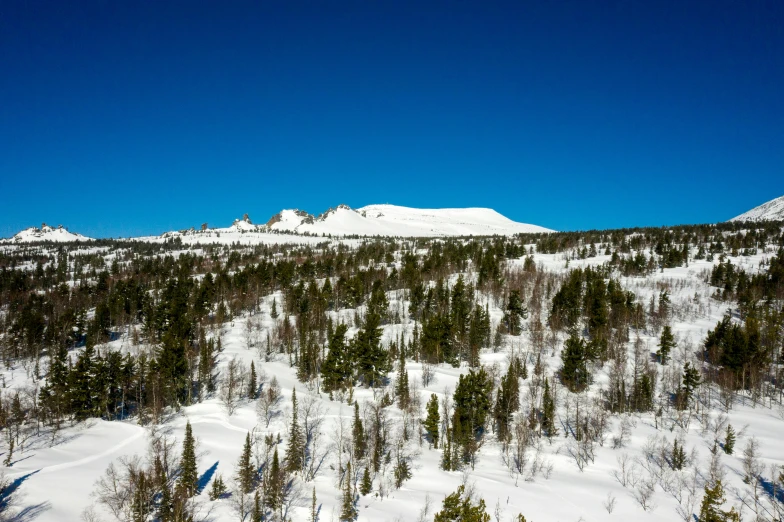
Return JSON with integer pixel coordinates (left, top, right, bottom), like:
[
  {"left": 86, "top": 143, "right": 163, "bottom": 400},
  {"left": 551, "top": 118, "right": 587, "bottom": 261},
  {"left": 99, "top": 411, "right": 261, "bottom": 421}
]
[
  {"left": 132, "top": 204, "right": 552, "bottom": 245},
  {"left": 3, "top": 223, "right": 93, "bottom": 243},
  {"left": 267, "top": 204, "right": 552, "bottom": 236},
  {"left": 729, "top": 195, "right": 784, "bottom": 222}
]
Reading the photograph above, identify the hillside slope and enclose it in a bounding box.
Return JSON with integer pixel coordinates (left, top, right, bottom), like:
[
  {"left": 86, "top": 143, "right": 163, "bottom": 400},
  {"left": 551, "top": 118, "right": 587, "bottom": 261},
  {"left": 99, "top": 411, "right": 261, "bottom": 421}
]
[
  {"left": 729, "top": 195, "right": 784, "bottom": 222},
  {"left": 3, "top": 224, "right": 93, "bottom": 243}
]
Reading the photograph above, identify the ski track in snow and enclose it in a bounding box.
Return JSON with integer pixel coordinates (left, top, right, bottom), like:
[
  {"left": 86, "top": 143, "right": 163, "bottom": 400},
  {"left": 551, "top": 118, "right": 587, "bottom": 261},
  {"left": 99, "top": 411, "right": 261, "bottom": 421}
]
[{"left": 7, "top": 425, "right": 145, "bottom": 478}]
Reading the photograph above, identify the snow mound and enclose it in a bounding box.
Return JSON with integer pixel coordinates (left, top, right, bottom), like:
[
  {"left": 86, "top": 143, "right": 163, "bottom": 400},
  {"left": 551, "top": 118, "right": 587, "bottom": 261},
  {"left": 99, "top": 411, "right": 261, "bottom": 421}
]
[
  {"left": 729, "top": 195, "right": 784, "bottom": 222},
  {"left": 5, "top": 224, "right": 93, "bottom": 243}
]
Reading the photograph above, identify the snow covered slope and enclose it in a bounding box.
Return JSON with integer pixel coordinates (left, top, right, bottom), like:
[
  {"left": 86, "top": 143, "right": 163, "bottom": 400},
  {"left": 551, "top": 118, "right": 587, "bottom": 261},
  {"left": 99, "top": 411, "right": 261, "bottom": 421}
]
[
  {"left": 266, "top": 203, "right": 552, "bottom": 236},
  {"left": 729, "top": 195, "right": 784, "bottom": 222},
  {"left": 3, "top": 223, "right": 93, "bottom": 243}
]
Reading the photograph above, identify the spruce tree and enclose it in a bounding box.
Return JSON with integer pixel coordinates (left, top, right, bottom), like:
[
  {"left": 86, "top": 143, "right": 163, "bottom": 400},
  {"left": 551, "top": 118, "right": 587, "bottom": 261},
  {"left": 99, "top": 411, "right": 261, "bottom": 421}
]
[
  {"left": 178, "top": 421, "right": 198, "bottom": 497},
  {"left": 236, "top": 432, "right": 255, "bottom": 493},
  {"left": 270, "top": 298, "right": 279, "bottom": 319},
  {"left": 286, "top": 388, "right": 305, "bottom": 473},
  {"left": 396, "top": 352, "right": 410, "bottom": 409},
  {"left": 340, "top": 461, "right": 357, "bottom": 521},
  {"left": 359, "top": 466, "right": 372, "bottom": 495},
  {"left": 322, "top": 324, "right": 350, "bottom": 392},
  {"left": 541, "top": 377, "right": 557, "bottom": 437},
  {"left": 251, "top": 490, "right": 262, "bottom": 522},
  {"left": 503, "top": 290, "right": 527, "bottom": 336},
  {"left": 352, "top": 402, "right": 366, "bottom": 459},
  {"left": 699, "top": 480, "right": 741, "bottom": 522},
  {"left": 266, "top": 448, "right": 282, "bottom": 512},
  {"left": 724, "top": 424, "right": 735, "bottom": 455},
  {"left": 671, "top": 439, "right": 686, "bottom": 470},
  {"left": 560, "top": 334, "right": 590, "bottom": 392},
  {"left": 433, "top": 485, "right": 491, "bottom": 522},
  {"left": 657, "top": 325, "right": 675, "bottom": 365},
  {"left": 423, "top": 394, "right": 440, "bottom": 448},
  {"left": 209, "top": 474, "right": 226, "bottom": 500},
  {"left": 247, "top": 361, "right": 257, "bottom": 399}
]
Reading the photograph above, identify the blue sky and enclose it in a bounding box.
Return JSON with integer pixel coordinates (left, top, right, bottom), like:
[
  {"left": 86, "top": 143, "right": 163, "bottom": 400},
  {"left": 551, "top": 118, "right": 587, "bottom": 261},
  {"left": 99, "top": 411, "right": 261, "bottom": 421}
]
[{"left": 1, "top": 1, "right": 782, "bottom": 237}]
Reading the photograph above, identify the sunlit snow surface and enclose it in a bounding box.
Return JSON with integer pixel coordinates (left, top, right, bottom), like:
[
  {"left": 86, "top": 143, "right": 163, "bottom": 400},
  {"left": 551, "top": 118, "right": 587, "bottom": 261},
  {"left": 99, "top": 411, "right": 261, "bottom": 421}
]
[{"left": 1, "top": 242, "right": 783, "bottom": 521}]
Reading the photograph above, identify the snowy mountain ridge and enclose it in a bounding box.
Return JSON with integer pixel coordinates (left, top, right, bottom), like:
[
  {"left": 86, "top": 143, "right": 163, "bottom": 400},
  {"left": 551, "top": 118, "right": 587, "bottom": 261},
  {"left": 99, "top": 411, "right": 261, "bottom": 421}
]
[
  {"left": 260, "top": 203, "right": 552, "bottom": 236},
  {"left": 137, "top": 204, "right": 553, "bottom": 245},
  {"left": 729, "top": 195, "right": 784, "bottom": 222},
  {"left": 4, "top": 223, "right": 93, "bottom": 243}
]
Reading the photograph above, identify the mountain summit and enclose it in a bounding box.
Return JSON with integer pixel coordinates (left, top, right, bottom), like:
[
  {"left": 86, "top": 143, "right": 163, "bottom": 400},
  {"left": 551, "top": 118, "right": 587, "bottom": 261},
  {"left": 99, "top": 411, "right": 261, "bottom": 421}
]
[
  {"left": 264, "top": 204, "right": 552, "bottom": 236},
  {"left": 729, "top": 195, "right": 784, "bottom": 222}
]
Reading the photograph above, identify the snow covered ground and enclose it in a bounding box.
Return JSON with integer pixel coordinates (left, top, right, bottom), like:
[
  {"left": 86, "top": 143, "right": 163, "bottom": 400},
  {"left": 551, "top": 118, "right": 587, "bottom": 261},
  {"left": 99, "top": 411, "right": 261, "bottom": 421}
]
[{"left": 1, "top": 240, "right": 782, "bottom": 522}]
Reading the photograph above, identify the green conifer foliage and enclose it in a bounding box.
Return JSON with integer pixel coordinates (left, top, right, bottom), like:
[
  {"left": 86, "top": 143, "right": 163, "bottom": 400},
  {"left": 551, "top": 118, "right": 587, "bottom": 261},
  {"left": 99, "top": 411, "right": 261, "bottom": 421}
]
[{"left": 423, "top": 394, "right": 440, "bottom": 448}]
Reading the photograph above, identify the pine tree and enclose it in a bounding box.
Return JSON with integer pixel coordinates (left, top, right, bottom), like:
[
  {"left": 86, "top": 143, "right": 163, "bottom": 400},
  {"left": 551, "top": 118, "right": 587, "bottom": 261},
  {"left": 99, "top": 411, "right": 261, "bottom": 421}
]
[
  {"left": 251, "top": 490, "right": 262, "bottom": 522},
  {"left": 236, "top": 432, "right": 255, "bottom": 493},
  {"left": 677, "top": 362, "right": 701, "bottom": 410},
  {"left": 352, "top": 401, "right": 366, "bottom": 459},
  {"left": 672, "top": 439, "right": 686, "bottom": 470},
  {"left": 340, "top": 461, "right": 357, "bottom": 521},
  {"left": 286, "top": 388, "right": 305, "bottom": 473},
  {"left": 198, "top": 337, "right": 214, "bottom": 399},
  {"left": 322, "top": 323, "right": 351, "bottom": 392},
  {"left": 724, "top": 424, "right": 735, "bottom": 455},
  {"left": 270, "top": 298, "right": 279, "bottom": 319},
  {"left": 657, "top": 325, "right": 675, "bottom": 365},
  {"left": 541, "top": 377, "right": 557, "bottom": 437},
  {"left": 266, "top": 448, "right": 282, "bottom": 512},
  {"left": 396, "top": 352, "right": 410, "bottom": 409},
  {"left": 178, "top": 421, "right": 198, "bottom": 497},
  {"left": 503, "top": 290, "right": 527, "bottom": 336},
  {"left": 423, "top": 394, "right": 440, "bottom": 448},
  {"left": 247, "top": 361, "right": 257, "bottom": 399},
  {"left": 359, "top": 466, "right": 372, "bottom": 495},
  {"left": 209, "top": 474, "right": 226, "bottom": 500},
  {"left": 560, "top": 334, "right": 590, "bottom": 392},
  {"left": 433, "top": 485, "right": 491, "bottom": 522},
  {"left": 699, "top": 480, "right": 741, "bottom": 522}
]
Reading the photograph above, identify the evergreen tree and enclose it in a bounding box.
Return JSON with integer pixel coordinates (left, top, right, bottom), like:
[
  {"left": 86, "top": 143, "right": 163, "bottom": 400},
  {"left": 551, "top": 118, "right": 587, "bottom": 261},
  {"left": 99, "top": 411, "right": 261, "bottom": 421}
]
[
  {"left": 352, "top": 312, "right": 387, "bottom": 386},
  {"left": 251, "top": 490, "right": 262, "bottom": 522},
  {"left": 395, "top": 352, "right": 410, "bottom": 409},
  {"left": 340, "top": 461, "right": 357, "bottom": 521},
  {"left": 322, "top": 324, "right": 351, "bottom": 392},
  {"left": 560, "top": 334, "right": 590, "bottom": 392},
  {"left": 352, "top": 401, "right": 366, "bottom": 459},
  {"left": 503, "top": 290, "right": 527, "bottom": 336},
  {"left": 286, "top": 388, "right": 305, "bottom": 473},
  {"left": 359, "top": 466, "right": 372, "bottom": 495},
  {"left": 677, "top": 362, "right": 701, "bottom": 410},
  {"left": 494, "top": 366, "right": 520, "bottom": 440},
  {"left": 270, "top": 298, "right": 279, "bottom": 319},
  {"left": 209, "top": 474, "right": 226, "bottom": 500},
  {"left": 433, "top": 485, "right": 491, "bottom": 522},
  {"left": 699, "top": 480, "right": 740, "bottom": 522},
  {"left": 671, "top": 439, "right": 686, "bottom": 470},
  {"left": 236, "top": 432, "right": 255, "bottom": 493},
  {"left": 178, "top": 421, "right": 198, "bottom": 497},
  {"left": 657, "top": 325, "right": 675, "bottom": 364},
  {"left": 247, "top": 361, "right": 257, "bottom": 399},
  {"left": 724, "top": 424, "right": 735, "bottom": 455},
  {"left": 198, "top": 337, "right": 214, "bottom": 399},
  {"left": 423, "top": 394, "right": 440, "bottom": 448},
  {"left": 541, "top": 377, "right": 557, "bottom": 437},
  {"left": 266, "top": 448, "right": 282, "bottom": 512}
]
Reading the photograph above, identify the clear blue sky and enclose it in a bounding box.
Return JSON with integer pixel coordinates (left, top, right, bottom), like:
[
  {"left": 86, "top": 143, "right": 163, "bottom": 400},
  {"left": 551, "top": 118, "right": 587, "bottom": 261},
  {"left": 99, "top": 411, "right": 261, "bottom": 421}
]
[{"left": 1, "top": 1, "right": 782, "bottom": 237}]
